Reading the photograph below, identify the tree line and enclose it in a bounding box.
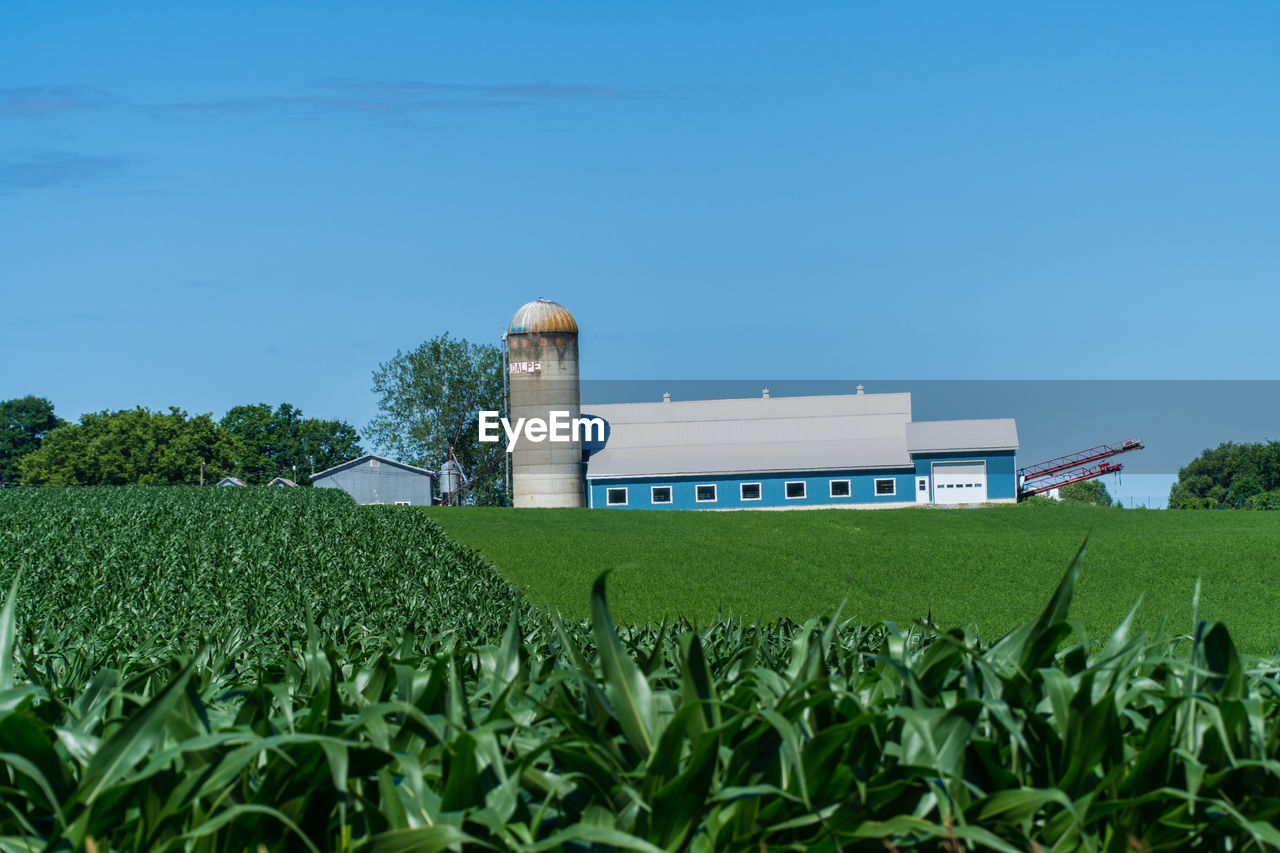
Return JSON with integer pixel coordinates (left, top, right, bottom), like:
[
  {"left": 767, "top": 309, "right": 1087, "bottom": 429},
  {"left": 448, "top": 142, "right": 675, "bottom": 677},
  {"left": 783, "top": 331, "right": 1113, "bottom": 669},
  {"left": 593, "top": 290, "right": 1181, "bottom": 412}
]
[
  {"left": 1, "top": 332, "right": 511, "bottom": 503},
  {"left": 1168, "top": 440, "right": 1280, "bottom": 510},
  {"left": 0, "top": 398, "right": 361, "bottom": 487}
]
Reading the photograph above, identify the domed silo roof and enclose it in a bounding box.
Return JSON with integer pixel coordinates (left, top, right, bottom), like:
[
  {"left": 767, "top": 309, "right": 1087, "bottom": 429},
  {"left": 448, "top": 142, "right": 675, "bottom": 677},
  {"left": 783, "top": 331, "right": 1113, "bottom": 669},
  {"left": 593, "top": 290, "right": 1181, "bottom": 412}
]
[{"left": 508, "top": 298, "right": 578, "bottom": 335}]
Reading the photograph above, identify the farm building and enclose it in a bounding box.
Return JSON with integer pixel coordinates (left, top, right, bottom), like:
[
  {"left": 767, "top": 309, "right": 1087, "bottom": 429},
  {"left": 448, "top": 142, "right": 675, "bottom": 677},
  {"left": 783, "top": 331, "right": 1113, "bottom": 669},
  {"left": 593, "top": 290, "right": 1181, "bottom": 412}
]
[
  {"left": 216, "top": 476, "right": 248, "bottom": 487},
  {"left": 581, "top": 389, "right": 1018, "bottom": 509},
  {"left": 502, "top": 297, "right": 1019, "bottom": 510},
  {"left": 311, "top": 455, "right": 435, "bottom": 506}
]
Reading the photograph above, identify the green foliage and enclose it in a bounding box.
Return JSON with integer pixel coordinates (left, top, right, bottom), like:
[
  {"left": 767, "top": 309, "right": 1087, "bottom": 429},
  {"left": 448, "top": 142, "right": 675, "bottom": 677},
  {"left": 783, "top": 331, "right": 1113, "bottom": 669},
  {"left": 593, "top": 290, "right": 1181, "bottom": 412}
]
[
  {"left": 219, "top": 402, "right": 362, "bottom": 485},
  {"left": 1170, "top": 439, "right": 1280, "bottom": 509},
  {"left": 16, "top": 403, "right": 362, "bottom": 487},
  {"left": 367, "top": 333, "right": 509, "bottom": 506},
  {"left": 1057, "top": 479, "right": 1113, "bottom": 505},
  {"left": 1243, "top": 490, "right": 1280, "bottom": 511},
  {"left": 19, "top": 407, "right": 237, "bottom": 485},
  {"left": 1, "top": 489, "right": 1279, "bottom": 850},
  {"left": 0, "top": 395, "right": 65, "bottom": 485},
  {"left": 1168, "top": 486, "right": 1216, "bottom": 510},
  {"left": 0, "top": 487, "right": 523, "bottom": 661},
  {"left": 429, "top": 504, "right": 1280, "bottom": 654}
]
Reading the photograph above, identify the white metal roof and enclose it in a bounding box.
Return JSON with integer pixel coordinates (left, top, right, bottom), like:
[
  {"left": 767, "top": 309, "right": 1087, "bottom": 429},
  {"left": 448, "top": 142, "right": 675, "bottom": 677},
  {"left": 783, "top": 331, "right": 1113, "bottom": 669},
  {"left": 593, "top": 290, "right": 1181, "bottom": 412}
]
[
  {"left": 583, "top": 393, "right": 1017, "bottom": 480},
  {"left": 905, "top": 419, "right": 1020, "bottom": 454},
  {"left": 584, "top": 393, "right": 914, "bottom": 479},
  {"left": 587, "top": 392, "right": 912, "bottom": 424}
]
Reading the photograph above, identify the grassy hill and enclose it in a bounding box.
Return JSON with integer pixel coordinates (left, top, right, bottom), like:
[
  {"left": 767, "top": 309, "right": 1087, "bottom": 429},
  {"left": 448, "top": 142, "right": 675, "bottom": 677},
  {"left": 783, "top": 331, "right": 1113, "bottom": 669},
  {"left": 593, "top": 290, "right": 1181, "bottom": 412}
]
[{"left": 425, "top": 503, "right": 1280, "bottom": 655}]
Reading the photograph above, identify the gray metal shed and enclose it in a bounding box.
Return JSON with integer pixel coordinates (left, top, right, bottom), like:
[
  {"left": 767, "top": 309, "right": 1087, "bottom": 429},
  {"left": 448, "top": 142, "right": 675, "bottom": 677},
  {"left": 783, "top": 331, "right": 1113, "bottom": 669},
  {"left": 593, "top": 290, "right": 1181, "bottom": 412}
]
[{"left": 311, "top": 455, "right": 435, "bottom": 506}]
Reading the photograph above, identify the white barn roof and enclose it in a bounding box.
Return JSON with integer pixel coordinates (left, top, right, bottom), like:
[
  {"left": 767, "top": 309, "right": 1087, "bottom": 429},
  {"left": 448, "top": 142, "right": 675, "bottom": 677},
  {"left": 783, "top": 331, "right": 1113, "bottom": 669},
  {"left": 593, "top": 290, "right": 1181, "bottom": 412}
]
[
  {"left": 906, "top": 419, "right": 1019, "bottom": 454},
  {"left": 583, "top": 393, "right": 1016, "bottom": 480}
]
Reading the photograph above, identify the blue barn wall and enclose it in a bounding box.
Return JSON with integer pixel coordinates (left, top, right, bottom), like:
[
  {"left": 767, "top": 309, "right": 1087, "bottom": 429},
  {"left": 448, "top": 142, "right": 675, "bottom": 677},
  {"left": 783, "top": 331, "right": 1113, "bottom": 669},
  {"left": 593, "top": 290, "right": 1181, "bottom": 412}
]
[
  {"left": 588, "top": 469, "right": 917, "bottom": 510},
  {"left": 912, "top": 450, "right": 1018, "bottom": 500},
  {"left": 589, "top": 451, "right": 1019, "bottom": 509}
]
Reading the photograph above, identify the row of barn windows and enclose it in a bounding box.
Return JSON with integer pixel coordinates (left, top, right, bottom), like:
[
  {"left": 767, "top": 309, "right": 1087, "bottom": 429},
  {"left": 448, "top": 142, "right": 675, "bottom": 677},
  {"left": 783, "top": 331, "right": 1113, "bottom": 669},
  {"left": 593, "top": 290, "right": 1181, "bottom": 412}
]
[{"left": 604, "top": 478, "right": 898, "bottom": 506}]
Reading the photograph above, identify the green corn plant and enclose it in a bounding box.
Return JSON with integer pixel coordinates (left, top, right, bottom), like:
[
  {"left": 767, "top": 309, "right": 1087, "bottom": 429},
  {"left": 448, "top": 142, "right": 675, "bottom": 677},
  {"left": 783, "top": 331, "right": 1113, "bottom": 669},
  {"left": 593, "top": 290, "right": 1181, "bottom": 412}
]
[{"left": 1, "top": 488, "right": 1279, "bottom": 851}]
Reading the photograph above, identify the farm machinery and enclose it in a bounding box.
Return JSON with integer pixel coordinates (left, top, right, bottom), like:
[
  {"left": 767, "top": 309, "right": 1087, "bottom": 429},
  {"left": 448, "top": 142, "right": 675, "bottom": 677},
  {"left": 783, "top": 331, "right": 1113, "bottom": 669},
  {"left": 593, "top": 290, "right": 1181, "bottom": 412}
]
[{"left": 1017, "top": 439, "right": 1144, "bottom": 499}]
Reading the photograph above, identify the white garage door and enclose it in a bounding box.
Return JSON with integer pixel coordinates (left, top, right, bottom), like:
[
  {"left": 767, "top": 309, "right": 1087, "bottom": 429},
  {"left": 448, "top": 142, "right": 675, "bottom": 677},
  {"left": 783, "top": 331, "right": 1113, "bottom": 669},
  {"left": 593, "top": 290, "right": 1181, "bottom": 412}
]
[{"left": 932, "top": 462, "right": 987, "bottom": 504}]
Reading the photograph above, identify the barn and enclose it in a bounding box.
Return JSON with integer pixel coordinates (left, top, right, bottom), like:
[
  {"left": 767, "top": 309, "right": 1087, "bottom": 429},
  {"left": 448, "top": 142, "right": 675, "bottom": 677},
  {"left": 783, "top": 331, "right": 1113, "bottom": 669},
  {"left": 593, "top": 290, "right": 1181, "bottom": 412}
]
[
  {"left": 311, "top": 455, "right": 435, "bottom": 506},
  {"left": 500, "top": 297, "right": 1020, "bottom": 510},
  {"left": 581, "top": 388, "right": 1017, "bottom": 509}
]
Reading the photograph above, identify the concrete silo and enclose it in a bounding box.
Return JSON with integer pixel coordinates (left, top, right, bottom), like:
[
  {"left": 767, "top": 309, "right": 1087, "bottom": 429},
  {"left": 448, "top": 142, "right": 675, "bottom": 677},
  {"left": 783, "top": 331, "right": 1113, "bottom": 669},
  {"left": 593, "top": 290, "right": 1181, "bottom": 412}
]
[{"left": 505, "top": 298, "right": 585, "bottom": 507}]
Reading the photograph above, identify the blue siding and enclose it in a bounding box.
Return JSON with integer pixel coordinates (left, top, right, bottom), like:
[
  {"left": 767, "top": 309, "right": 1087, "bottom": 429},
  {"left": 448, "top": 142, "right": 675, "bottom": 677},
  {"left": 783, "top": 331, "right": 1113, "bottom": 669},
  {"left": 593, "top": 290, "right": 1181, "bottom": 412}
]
[
  {"left": 589, "top": 469, "right": 916, "bottom": 510},
  {"left": 912, "top": 450, "right": 1018, "bottom": 500},
  {"left": 589, "top": 451, "right": 1018, "bottom": 509}
]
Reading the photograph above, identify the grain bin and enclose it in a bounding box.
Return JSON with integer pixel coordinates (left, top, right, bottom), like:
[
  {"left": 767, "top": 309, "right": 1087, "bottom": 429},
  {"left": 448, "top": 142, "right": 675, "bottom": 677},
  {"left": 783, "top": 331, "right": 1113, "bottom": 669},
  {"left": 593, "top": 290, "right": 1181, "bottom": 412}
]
[{"left": 505, "top": 298, "right": 585, "bottom": 507}]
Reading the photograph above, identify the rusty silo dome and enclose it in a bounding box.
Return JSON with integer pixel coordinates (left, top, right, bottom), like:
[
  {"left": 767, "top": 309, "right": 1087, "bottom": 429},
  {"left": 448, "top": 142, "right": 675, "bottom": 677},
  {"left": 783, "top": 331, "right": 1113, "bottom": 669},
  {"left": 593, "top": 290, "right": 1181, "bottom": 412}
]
[{"left": 508, "top": 298, "right": 578, "bottom": 335}]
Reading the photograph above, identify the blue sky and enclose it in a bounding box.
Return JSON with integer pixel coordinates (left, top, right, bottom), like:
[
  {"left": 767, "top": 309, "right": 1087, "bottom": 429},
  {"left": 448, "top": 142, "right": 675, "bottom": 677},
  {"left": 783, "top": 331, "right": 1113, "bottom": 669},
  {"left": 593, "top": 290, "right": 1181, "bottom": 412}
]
[{"left": 4, "top": 2, "right": 1278, "bottom": 492}]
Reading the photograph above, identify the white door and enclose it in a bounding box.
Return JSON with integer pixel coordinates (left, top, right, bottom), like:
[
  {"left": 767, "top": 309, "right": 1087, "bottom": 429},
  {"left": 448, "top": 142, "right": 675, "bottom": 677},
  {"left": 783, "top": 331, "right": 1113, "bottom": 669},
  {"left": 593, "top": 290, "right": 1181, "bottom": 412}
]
[
  {"left": 915, "top": 476, "right": 930, "bottom": 504},
  {"left": 932, "top": 462, "right": 987, "bottom": 504}
]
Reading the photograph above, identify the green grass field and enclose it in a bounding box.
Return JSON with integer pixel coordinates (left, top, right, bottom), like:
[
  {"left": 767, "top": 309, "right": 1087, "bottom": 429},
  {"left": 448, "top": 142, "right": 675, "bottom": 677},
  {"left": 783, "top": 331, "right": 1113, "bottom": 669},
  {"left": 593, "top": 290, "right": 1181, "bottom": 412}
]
[{"left": 425, "top": 503, "right": 1280, "bottom": 655}]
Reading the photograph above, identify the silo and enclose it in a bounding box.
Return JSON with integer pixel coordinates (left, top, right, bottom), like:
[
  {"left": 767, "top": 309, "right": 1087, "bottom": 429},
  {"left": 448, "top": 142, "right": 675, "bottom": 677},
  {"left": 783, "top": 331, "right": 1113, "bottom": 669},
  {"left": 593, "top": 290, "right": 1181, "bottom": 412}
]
[{"left": 506, "top": 298, "right": 585, "bottom": 507}]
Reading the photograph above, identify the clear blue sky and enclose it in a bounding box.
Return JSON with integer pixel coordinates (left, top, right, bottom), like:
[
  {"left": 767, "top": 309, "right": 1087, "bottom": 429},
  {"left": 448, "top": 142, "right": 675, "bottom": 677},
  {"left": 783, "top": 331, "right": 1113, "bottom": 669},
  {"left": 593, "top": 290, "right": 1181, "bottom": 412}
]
[{"left": 4, "top": 2, "right": 1278, "bottom": 454}]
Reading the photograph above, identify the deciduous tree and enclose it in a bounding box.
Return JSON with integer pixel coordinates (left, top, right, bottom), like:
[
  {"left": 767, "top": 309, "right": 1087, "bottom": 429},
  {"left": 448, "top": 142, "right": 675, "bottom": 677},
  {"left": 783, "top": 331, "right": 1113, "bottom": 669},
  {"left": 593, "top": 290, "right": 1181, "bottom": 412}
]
[
  {"left": 219, "top": 402, "right": 362, "bottom": 485},
  {"left": 367, "top": 333, "right": 509, "bottom": 505},
  {"left": 19, "top": 407, "right": 237, "bottom": 485},
  {"left": 0, "top": 396, "right": 65, "bottom": 485},
  {"left": 1169, "top": 441, "right": 1280, "bottom": 509},
  {"left": 1058, "top": 479, "right": 1114, "bottom": 506}
]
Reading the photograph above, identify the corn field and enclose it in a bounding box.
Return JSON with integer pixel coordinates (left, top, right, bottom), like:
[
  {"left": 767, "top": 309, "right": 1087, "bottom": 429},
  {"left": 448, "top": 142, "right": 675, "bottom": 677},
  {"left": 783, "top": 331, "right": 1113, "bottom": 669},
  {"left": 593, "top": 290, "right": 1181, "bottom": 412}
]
[{"left": 1, "top": 487, "right": 1278, "bottom": 851}]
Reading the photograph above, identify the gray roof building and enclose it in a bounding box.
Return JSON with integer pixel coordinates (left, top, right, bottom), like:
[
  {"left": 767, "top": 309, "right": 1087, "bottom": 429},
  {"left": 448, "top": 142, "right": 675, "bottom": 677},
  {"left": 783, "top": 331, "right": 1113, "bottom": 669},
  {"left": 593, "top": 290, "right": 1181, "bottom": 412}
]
[
  {"left": 905, "top": 419, "right": 1020, "bottom": 454},
  {"left": 312, "top": 454, "right": 436, "bottom": 506},
  {"left": 583, "top": 392, "right": 1015, "bottom": 480}
]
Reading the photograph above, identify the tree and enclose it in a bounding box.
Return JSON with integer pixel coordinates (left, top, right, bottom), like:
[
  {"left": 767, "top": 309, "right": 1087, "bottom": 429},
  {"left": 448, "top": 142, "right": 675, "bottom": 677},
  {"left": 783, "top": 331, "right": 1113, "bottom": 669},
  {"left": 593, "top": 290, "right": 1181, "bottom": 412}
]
[
  {"left": 1058, "top": 479, "right": 1114, "bottom": 506},
  {"left": 1168, "top": 441, "right": 1280, "bottom": 509},
  {"left": 19, "top": 407, "right": 238, "bottom": 485},
  {"left": 0, "top": 396, "right": 66, "bottom": 485},
  {"left": 1243, "top": 491, "right": 1280, "bottom": 511},
  {"left": 219, "top": 402, "right": 362, "bottom": 485},
  {"left": 367, "top": 333, "right": 509, "bottom": 506}
]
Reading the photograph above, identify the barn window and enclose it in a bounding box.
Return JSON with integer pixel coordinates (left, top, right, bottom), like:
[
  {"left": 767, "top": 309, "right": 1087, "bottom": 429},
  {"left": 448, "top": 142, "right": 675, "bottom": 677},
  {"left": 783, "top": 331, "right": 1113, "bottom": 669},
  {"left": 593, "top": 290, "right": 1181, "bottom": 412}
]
[
  {"left": 695, "top": 484, "right": 717, "bottom": 503},
  {"left": 875, "top": 478, "right": 896, "bottom": 496},
  {"left": 829, "top": 479, "right": 851, "bottom": 498},
  {"left": 395, "top": 500, "right": 411, "bottom": 506},
  {"left": 651, "top": 486, "right": 672, "bottom": 504},
  {"left": 370, "top": 459, "right": 379, "bottom": 467},
  {"left": 740, "top": 482, "right": 761, "bottom": 501},
  {"left": 606, "top": 487, "right": 628, "bottom": 506},
  {"left": 785, "top": 481, "right": 806, "bottom": 499}
]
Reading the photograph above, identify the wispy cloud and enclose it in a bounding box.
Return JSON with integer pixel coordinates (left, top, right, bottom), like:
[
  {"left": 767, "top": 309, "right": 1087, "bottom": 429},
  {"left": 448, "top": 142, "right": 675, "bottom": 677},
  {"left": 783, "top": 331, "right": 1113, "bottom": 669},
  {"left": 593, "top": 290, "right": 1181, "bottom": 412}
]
[
  {"left": 0, "top": 150, "right": 132, "bottom": 192},
  {"left": 164, "top": 95, "right": 451, "bottom": 119},
  {"left": 313, "top": 79, "right": 641, "bottom": 101},
  {"left": 0, "top": 86, "right": 118, "bottom": 118},
  {"left": 164, "top": 78, "right": 653, "bottom": 120},
  {"left": 3, "top": 79, "right": 656, "bottom": 125}
]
